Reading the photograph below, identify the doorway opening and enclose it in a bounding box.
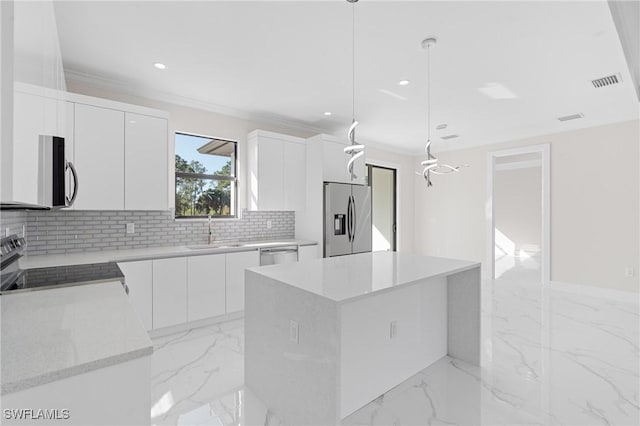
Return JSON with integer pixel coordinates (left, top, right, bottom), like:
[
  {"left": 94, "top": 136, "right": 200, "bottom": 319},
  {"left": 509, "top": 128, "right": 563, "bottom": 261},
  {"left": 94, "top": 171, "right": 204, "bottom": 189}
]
[
  {"left": 366, "top": 164, "right": 397, "bottom": 251},
  {"left": 487, "top": 145, "right": 550, "bottom": 283}
]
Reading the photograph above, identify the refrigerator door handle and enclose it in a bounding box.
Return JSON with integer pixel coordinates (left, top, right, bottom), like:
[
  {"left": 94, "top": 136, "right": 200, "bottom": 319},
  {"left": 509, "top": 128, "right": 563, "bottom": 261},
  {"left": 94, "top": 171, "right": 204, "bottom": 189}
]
[
  {"left": 350, "top": 195, "right": 356, "bottom": 243},
  {"left": 346, "top": 196, "right": 352, "bottom": 242}
]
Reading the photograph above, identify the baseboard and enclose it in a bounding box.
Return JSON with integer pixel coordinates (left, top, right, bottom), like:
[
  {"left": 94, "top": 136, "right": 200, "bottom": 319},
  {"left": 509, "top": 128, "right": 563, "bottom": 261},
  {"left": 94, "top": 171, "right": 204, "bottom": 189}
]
[{"left": 548, "top": 280, "right": 640, "bottom": 304}]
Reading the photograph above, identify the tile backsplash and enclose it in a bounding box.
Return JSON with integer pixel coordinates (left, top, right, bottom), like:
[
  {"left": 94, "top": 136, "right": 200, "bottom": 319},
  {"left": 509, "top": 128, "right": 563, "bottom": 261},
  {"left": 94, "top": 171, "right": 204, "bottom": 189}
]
[{"left": 0, "top": 210, "right": 294, "bottom": 256}]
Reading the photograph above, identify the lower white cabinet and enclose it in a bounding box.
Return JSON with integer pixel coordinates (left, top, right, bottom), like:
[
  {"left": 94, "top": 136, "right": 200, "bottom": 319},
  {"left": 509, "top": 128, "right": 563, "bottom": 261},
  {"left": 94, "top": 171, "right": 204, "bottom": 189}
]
[
  {"left": 225, "top": 250, "right": 260, "bottom": 313},
  {"left": 117, "top": 260, "right": 153, "bottom": 330},
  {"left": 152, "top": 257, "right": 188, "bottom": 329},
  {"left": 187, "top": 254, "right": 226, "bottom": 322},
  {"left": 298, "top": 244, "right": 319, "bottom": 262}
]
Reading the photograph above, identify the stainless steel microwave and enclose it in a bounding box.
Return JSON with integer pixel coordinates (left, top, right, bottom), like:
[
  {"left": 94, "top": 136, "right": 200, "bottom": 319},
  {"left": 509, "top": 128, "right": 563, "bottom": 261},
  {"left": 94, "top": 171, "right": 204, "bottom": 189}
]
[{"left": 38, "top": 135, "right": 78, "bottom": 208}]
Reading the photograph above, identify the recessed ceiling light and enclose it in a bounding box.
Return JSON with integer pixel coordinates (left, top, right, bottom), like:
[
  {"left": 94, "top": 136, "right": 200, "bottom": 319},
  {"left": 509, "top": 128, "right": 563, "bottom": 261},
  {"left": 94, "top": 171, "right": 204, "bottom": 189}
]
[
  {"left": 323, "top": 112, "right": 332, "bottom": 116},
  {"left": 153, "top": 63, "right": 167, "bottom": 70},
  {"left": 478, "top": 82, "right": 517, "bottom": 99},
  {"left": 398, "top": 80, "right": 410, "bottom": 86}
]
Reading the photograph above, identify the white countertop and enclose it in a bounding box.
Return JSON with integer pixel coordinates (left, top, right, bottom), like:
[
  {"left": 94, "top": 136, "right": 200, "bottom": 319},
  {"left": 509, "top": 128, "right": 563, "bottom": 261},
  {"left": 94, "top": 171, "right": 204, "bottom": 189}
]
[
  {"left": 21, "top": 239, "right": 317, "bottom": 268},
  {"left": 1, "top": 281, "right": 153, "bottom": 395},
  {"left": 248, "top": 251, "right": 480, "bottom": 303}
]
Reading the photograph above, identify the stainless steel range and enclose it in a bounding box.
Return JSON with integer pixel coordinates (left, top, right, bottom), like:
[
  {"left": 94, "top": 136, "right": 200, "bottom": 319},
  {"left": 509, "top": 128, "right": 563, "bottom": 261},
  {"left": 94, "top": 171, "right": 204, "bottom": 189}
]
[{"left": 0, "top": 234, "right": 126, "bottom": 294}]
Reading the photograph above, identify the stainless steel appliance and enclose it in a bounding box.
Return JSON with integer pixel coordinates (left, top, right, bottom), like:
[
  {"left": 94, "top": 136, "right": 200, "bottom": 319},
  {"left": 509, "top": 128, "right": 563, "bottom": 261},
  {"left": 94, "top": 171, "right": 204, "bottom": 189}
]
[
  {"left": 0, "top": 135, "right": 78, "bottom": 211},
  {"left": 38, "top": 135, "right": 78, "bottom": 208},
  {"left": 0, "top": 234, "right": 126, "bottom": 294},
  {"left": 323, "top": 182, "right": 372, "bottom": 257},
  {"left": 260, "top": 245, "right": 299, "bottom": 266}
]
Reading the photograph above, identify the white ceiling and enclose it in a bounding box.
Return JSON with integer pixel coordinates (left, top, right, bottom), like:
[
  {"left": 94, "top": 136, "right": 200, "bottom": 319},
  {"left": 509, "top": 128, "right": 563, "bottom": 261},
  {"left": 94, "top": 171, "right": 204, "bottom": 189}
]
[{"left": 53, "top": 0, "right": 639, "bottom": 154}]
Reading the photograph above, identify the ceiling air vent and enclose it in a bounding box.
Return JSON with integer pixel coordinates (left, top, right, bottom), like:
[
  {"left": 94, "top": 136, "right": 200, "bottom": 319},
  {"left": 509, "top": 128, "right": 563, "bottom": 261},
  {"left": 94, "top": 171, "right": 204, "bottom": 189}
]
[
  {"left": 557, "top": 113, "right": 584, "bottom": 122},
  {"left": 440, "top": 134, "right": 459, "bottom": 140},
  {"left": 591, "top": 74, "right": 621, "bottom": 88}
]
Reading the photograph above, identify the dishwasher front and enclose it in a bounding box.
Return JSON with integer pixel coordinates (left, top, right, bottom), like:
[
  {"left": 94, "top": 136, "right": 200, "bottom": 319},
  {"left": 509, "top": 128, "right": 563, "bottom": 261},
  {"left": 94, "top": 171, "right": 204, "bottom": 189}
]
[{"left": 259, "top": 245, "right": 299, "bottom": 266}]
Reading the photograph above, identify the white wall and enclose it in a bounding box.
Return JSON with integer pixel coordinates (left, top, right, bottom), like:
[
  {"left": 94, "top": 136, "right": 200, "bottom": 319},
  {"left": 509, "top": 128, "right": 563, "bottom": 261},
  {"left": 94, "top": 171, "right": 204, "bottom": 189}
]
[
  {"left": 414, "top": 119, "right": 640, "bottom": 293},
  {"left": 65, "top": 80, "right": 317, "bottom": 214}
]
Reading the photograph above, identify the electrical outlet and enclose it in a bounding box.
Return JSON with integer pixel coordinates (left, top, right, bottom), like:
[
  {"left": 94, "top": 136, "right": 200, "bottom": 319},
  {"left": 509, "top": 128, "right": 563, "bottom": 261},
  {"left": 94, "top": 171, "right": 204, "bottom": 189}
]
[
  {"left": 625, "top": 267, "right": 634, "bottom": 277},
  {"left": 389, "top": 321, "right": 398, "bottom": 340},
  {"left": 5, "top": 228, "right": 9, "bottom": 237},
  {"left": 266, "top": 220, "right": 272, "bottom": 229},
  {"left": 289, "top": 320, "right": 299, "bottom": 344},
  {"left": 126, "top": 223, "right": 135, "bottom": 234}
]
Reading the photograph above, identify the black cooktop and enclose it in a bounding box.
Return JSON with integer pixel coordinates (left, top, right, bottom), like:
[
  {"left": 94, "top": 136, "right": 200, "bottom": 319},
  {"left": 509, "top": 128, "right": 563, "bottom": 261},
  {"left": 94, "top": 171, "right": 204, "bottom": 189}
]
[{"left": 0, "top": 262, "right": 125, "bottom": 294}]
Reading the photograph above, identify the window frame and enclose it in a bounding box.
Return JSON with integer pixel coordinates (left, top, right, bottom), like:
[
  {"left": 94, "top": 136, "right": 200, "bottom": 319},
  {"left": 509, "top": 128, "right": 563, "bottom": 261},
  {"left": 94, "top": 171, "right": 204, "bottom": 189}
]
[{"left": 174, "top": 132, "right": 239, "bottom": 219}]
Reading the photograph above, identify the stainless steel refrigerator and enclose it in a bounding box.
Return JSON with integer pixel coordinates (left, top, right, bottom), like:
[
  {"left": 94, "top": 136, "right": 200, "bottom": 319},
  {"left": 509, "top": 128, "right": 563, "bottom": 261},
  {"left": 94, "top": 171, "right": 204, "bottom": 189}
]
[{"left": 323, "top": 182, "right": 372, "bottom": 257}]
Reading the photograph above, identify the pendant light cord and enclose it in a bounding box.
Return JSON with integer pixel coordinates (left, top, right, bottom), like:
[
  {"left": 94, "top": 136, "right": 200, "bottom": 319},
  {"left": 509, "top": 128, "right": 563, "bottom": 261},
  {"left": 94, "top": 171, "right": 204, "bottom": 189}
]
[
  {"left": 352, "top": 1, "right": 356, "bottom": 123},
  {"left": 426, "top": 42, "right": 431, "bottom": 154}
]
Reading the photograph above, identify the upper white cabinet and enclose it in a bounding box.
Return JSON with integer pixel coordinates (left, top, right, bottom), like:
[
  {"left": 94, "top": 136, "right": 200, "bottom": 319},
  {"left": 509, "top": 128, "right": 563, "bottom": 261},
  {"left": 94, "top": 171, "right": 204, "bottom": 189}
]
[
  {"left": 12, "top": 87, "right": 72, "bottom": 204},
  {"left": 307, "top": 134, "right": 365, "bottom": 185},
  {"left": 247, "top": 130, "right": 306, "bottom": 211},
  {"left": 225, "top": 250, "right": 260, "bottom": 313},
  {"left": 124, "top": 112, "right": 168, "bottom": 210},
  {"left": 187, "top": 254, "right": 226, "bottom": 322},
  {"left": 73, "top": 103, "right": 125, "bottom": 210}
]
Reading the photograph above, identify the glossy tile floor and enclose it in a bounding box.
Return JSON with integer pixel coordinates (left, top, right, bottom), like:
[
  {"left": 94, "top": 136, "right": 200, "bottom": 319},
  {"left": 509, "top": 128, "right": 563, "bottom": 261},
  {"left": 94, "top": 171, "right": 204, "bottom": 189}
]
[{"left": 150, "top": 278, "right": 639, "bottom": 425}]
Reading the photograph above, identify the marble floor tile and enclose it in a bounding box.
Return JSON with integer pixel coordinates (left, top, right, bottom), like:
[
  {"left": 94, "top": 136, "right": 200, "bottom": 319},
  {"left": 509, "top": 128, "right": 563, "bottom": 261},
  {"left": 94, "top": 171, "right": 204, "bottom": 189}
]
[{"left": 150, "top": 279, "right": 639, "bottom": 426}]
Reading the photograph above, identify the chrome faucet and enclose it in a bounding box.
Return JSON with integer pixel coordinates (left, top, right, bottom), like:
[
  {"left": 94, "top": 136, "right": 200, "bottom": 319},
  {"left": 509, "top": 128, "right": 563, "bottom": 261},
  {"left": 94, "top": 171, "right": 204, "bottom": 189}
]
[{"left": 208, "top": 215, "right": 213, "bottom": 245}]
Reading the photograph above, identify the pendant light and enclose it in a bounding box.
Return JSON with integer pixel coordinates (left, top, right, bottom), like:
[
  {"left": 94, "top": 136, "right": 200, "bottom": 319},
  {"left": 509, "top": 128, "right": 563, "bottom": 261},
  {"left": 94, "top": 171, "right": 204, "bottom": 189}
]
[
  {"left": 420, "top": 37, "right": 463, "bottom": 187},
  {"left": 344, "top": 0, "right": 364, "bottom": 180}
]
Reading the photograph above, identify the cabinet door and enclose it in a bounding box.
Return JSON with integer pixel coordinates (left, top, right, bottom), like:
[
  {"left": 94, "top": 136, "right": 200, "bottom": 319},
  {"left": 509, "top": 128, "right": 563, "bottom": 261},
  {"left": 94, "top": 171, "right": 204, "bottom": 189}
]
[
  {"left": 187, "top": 254, "right": 226, "bottom": 322},
  {"left": 298, "top": 245, "right": 319, "bottom": 262},
  {"left": 225, "top": 250, "right": 260, "bottom": 313},
  {"left": 124, "top": 113, "right": 168, "bottom": 210},
  {"left": 257, "top": 137, "right": 284, "bottom": 210},
  {"left": 283, "top": 141, "right": 306, "bottom": 211},
  {"left": 74, "top": 104, "right": 125, "bottom": 210},
  {"left": 152, "top": 257, "right": 187, "bottom": 329},
  {"left": 12, "top": 91, "right": 60, "bottom": 204},
  {"left": 118, "top": 261, "right": 153, "bottom": 330}
]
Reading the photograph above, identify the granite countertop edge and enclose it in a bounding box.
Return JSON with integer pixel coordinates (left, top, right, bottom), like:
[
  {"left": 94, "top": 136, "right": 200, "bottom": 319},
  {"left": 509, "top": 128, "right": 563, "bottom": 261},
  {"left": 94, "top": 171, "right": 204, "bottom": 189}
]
[
  {"left": 1, "top": 345, "right": 153, "bottom": 396},
  {"left": 22, "top": 239, "right": 318, "bottom": 268}
]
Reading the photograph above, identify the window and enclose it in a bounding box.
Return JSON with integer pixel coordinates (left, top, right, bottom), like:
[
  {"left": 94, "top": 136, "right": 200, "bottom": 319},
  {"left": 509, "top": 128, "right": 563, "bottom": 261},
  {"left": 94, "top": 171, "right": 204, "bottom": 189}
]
[{"left": 175, "top": 132, "right": 237, "bottom": 218}]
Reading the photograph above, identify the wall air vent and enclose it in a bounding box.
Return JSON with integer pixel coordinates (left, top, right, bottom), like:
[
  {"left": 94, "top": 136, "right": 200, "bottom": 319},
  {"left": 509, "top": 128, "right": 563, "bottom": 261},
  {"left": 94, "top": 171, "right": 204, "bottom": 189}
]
[
  {"left": 440, "top": 134, "right": 459, "bottom": 140},
  {"left": 591, "top": 74, "right": 621, "bottom": 88},
  {"left": 557, "top": 113, "right": 584, "bottom": 122}
]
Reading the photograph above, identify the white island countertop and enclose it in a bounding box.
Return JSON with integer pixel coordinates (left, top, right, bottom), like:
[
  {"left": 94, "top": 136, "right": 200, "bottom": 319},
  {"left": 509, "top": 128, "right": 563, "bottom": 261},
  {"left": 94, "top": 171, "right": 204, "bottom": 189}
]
[
  {"left": 1, "top": 281, "right": 153, "bottom": 395},
  {"left": 248, "top": 251, "right": 480, "bottom": 303}
]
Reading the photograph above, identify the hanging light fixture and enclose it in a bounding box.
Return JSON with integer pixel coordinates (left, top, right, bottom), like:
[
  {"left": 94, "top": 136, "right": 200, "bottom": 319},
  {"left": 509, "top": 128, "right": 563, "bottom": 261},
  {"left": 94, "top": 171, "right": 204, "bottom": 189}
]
[
  {"left": 344, "top": 0, "right": 364, "bottom": 180},
  {"left": 420, "top": 37, "right": 463, "bottom": 187}
]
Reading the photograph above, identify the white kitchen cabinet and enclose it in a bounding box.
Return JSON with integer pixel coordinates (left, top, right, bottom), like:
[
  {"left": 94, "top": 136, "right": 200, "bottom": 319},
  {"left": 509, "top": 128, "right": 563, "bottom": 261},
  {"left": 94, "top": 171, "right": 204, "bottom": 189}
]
[
  {"left": 11, "top": 89, "right": 72, "bottom": 205},
  {"left": 247, "top": 130, "right": 306, "bottom": 211},
  {"left": 283, "top": 141, "right": 306, "bottom": 210},
  {"left": 124, "top": 112, "right": 168, "bottom": 210},
  {"left": 311, "top": 134, "right": 366, "bottom": 185},
  {"left": 152, "top": 257, "right": 187, "bottom": 329},
  {"left": 73, "top": 103, "right": 125, "bottom": 210},
  {"left": 187, "top": 254, "right": 226, "bottom": 322},
  {"left": 298, "top": 244, "right": 319, "bottom": 262},
  {"left": 225, "top": 250, "right": 260, "bottom": 313},
  {"left": 117, "top": 260, "right": 153, "bottom": 330}
]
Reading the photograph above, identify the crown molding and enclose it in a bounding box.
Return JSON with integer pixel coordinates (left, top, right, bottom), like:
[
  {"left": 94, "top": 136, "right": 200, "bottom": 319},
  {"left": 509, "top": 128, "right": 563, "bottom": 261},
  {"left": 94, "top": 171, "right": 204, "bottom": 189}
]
[{"left": 64, "top": 68, "right": 328, "bottom": 136}]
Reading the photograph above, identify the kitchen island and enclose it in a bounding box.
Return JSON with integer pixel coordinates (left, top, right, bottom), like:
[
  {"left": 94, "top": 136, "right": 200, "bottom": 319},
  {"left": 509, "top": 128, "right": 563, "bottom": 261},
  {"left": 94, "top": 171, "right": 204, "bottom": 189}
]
[{"left": 245, "top": 251, "right": 481, "bottom": 425}]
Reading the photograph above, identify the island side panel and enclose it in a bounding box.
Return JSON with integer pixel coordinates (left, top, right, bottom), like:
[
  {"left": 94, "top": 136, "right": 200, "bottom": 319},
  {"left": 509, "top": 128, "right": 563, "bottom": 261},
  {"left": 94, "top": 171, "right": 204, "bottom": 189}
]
[
  {"left": 245, "top": 270, "right": 341, "bottom": 426},
  {"left": 339, "top": 276, "right": 448, "bottom": 419},
  {"left": 446, "top": 266, "right": 481, "bottom": 365}
]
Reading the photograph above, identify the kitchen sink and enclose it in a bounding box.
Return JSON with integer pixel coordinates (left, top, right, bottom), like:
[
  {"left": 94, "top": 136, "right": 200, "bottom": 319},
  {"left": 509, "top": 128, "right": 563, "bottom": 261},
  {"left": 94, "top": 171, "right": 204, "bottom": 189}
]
[{"left": 187, "top": 243, "right": 243, "bottom": 250}]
